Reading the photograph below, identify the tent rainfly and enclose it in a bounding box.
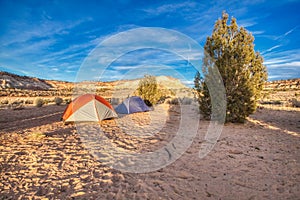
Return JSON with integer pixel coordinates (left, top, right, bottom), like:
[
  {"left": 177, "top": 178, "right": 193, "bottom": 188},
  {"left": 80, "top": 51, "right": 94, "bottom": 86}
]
[
  {"left": 115, "top": 96, "right": 150, "bottom": 114},
  {"left": 62, "top": 94, "right": 117, "bottom": 123}
]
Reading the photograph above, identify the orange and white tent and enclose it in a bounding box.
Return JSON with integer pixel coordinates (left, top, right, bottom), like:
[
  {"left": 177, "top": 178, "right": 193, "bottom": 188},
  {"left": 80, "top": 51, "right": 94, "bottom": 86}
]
[{"left": 62, "top": 94, "right": 117, "bottom": 123}]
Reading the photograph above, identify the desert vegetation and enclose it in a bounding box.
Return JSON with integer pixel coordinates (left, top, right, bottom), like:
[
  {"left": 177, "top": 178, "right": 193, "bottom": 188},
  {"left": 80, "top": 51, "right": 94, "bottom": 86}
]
[
  {"left": 54, "top": 97, "right": 63, "bottom": 105},
  {"left": 0, "top": 72, "right": 193, "bottom": 111},
  {"left": 195, "top": 12, "right": 267, "bottom": 123},
  {"left": 0, "top": 90, "right": 299, "bottom": 199},
  {"left": 135, "top": 75, "right": 181, "bottom": 106},
  {"left": 34, "top": 98, "right": 44, "bottom": 107},
  {"left": 0, "top": 3, "right": 299, "bottom": 198},
  {"left": 136, "top": 75, "right": 161, "bottom": 106},
  {"left": 0, "top": 70, "right": 299, "bottom": 114},
  {"left": 0, "top": 52, "right": 299, "bottom": 200}
]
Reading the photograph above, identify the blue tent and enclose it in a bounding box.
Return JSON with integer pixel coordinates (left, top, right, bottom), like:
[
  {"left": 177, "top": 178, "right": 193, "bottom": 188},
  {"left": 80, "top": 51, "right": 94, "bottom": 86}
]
[{"left": 115, "top": 96, "right": 150, "bottom": 114}]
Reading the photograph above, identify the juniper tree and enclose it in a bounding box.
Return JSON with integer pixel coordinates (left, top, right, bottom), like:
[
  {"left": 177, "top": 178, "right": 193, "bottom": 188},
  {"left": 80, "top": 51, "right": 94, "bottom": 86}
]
[
  {"left": 137, "top": 75, "right": 161, "bottom": 106},
  {"left": 195, "top": 12, "right": 267, "bottom": 123},
  {"left": 194, "top": 71, "right": 211, "bottom": 120}
]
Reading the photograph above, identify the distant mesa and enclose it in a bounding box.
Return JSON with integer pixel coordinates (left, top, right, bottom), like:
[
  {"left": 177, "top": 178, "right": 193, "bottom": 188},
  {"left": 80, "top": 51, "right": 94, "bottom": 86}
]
[
  {"left": 0, "top": 71, "right": 53, "bottom": 90},
  {"left": 114, "top": 75, "right": 187, "bottom": 90},
  {"left": 1, "top": 70, "right": 299, "bottom": 93},
  {"left": 0, "top": 71, "right": 188, "bottom": 91}
]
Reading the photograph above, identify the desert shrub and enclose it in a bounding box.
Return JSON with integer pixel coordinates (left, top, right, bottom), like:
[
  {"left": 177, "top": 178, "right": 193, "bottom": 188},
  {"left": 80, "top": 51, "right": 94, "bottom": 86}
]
[
  {"left": 9, "top": 99, "right": 24, "bottom": 110},
  {"left": 110, "top": 98, "right": 120, "bottom": 105},
  {"left": 261, "top": 91, "right": 270, "bottom": 99},
  {"left": 194, "top": 12, "right": 267, "bottom": 123},
  {"left": 136, "top": 75, "right": 163, "bottom": 105},
  {"left": 43, "top": 98, "right": 52, "bottom": 105},
  {"left": 180, "top": 97, "right": 193, "bottom": 105},
  {"left": 273, "top": 100, "right": 282, "bottom": 105},
  {"left": 64, "top": 98, "right": 72, "bottom": 104},
  {"left": 144, "top": 99, "right": 153, "bottom": 107},
  {"left": 166, "top": 98, "right": 179, "bottom": 105},
  {"left": 54, "top": 97, "right": 63, "bottom": 105},
  {"left": 25, "top": 99, "right": 33, "bottom": 104},
  {"left": 1, "top": 99, "right": 9, "bottom": 105},
  {"left": 10, "top": 99, "right": 23, "bottom": 106},
  {"left": 156, "top": 96, "right": 170, "bottom": 104},
  {"left": 12, "top": 104, "right": 24, "bottom": 110},
  {"left": 290, "top": 98, "right": 300, "bottom": 108},
  {"left": 35, "top": 98, "right": 44, "bottom": 107},
  {"left": 171, "top": 90, "right": 177, "bottom": 96}
]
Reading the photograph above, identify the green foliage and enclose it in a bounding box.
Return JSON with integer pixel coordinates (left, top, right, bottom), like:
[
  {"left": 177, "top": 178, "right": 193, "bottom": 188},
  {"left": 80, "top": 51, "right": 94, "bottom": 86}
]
[
  {"left": 35, "top": 98, "right": 44, "bottom": 107},
  {"left": 54, "top": 97, "right": 63, "bottom": 105},
  {"left": 166, "top": 98, "right": 179, "bottom": 105},
  {"left": 136, "top": 75, "right": 162, "bottom": 105},
  {"left": 143, "top": 99, "right": 153, "bottom": 107},
  {"left": 157, "top": 95, "right": 171, "bottom": 104},
  {"left": 195, "top": 11, "right": 267, "bottom": 123},
  {"left": 290, "top": 98, "right": 300, "bottom": 107},
  {"left": 180, "top": 97, "right": 193, "bottom": 105},
  {"left": 25, "top": 99, "right": 33, "bottom": 104},
  {"left": 64, "top": 98, "right": 71, "bottom": 104},
  {"left": 110, "top": 98, "right": 120, "bottom": 105},
  {"left": 194, "top": 72, "right": 212, "bottom": 120},
  {"left": 12, "top": 99, "right": 23, "bottom": 105},
  {"left": 10, "top": 99, "right": 24, "bottom": 110}
]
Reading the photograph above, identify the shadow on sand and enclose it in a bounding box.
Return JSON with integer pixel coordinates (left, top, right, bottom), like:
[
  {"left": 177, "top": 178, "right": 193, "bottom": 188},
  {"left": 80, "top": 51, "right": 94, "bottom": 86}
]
[
  {"left": 0, "top": 105, "right": 65, "bottom": 133},
  {"left": 248, "top": 107, "right": 300, "bottom": 136}
]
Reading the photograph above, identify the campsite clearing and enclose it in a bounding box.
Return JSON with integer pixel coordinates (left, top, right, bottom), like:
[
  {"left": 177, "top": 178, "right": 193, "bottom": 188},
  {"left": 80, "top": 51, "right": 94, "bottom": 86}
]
[{"left": 0, "top": 104, "right": 299, "bottom": 199}]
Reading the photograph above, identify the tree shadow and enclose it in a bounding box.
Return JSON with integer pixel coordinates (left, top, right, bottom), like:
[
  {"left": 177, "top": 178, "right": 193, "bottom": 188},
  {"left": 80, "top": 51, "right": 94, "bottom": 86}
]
[
  {"left": 0, "top": 105, "right": 65, "bottom": 133},
  {"left": 248, "top": 107, "right": 300, "bottom": 136}
]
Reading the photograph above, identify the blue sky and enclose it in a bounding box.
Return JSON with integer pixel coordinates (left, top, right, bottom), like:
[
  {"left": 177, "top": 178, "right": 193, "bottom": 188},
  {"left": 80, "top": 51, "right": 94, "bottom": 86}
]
[{"left": 0, "top": 0, "right": 299, "bottom": 86}]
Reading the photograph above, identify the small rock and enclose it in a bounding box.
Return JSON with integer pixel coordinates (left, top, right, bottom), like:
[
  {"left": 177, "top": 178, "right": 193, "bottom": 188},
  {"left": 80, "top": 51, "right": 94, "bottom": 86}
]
[
  {"left": 257, "top": 155, "right": 264, "bottom": 159},
  {"left": 228, "top": 149, "right": 243, "bottom": 154}
]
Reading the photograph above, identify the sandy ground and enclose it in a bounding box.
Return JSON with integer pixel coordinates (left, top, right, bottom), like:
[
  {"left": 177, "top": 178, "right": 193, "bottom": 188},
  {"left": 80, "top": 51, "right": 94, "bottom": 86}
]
[{"left": 0, "top": 104, "right": 299, "bottom": 199}]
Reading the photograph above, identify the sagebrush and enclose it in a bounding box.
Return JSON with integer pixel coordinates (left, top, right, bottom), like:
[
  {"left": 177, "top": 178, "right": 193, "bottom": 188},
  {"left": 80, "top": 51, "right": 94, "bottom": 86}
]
[
  {"left": 54, "top": 97, "right": 63, "bottom": 105},
  {"left": 35, "top": 98, "right": 44, "bottom": 107}
]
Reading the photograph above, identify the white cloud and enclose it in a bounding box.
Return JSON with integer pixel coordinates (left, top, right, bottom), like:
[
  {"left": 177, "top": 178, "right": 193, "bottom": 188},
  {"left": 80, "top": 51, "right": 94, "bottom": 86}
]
[
  {"left": 112, "top": 65, "right": 139, "bottom": 70},
  {"left": 142, "top": 1, "right": 197, "bottom": 16},
  {"left": 250, "top": 30, "right": 265, "bottom": 35},
  {"left": 51, "top": 68, "right": 59, "bottom": 71},
  {"left": 82, "top": 27, "right": 204, "bottom": 75},
  {"left": 262, "top": 45, "right": 282, "bottom": 54},
  {"left": 267, "top": 61, "right": 300, "bottom": 69},
  {"left": 264, "top": 49, "right": 299, "bottom": 61},
  {"left": 1, "top": 18, "right": 91, "bottom": 47},
  {"left": 283, "top": 26, "right": 298, "bottom": 36},
  {"left": 264, "top": 58, "right": 289, "bottom": 65},
  {"left": 272, "top": 26, "right": 299, "bottom": 41},
  {"left": 267, "top": 75, "right": 281, "bottom": 79},
  {"left": 238, "top": 20, "right": 257, "bottom": 28},
  {"left": 181, "top": 80, "right": 194, "bottom": 85},
  {"left": 263, "top": 49, "right": 300, "bottom": 80},
  {"left": 0, "top": 16, "right": 94, "bottom": 81}
]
